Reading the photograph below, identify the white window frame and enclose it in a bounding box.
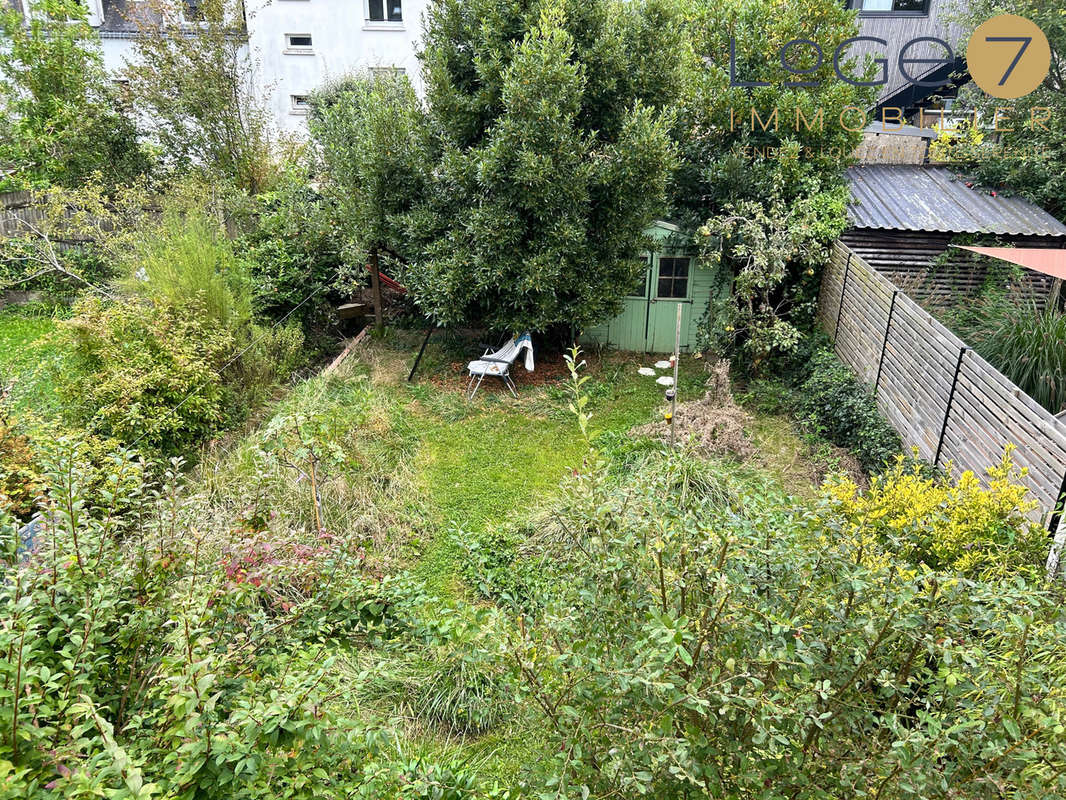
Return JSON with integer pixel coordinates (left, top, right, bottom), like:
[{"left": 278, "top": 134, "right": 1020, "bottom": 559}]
[
  {"left": 363, "top": 0, "right": 404, "bottom": 30},
  {"left": 284, "top": 33, "right": 315, "bottom": 54},
  {"left": 290, "top": 95, "right": 311, "bottom": 115}
]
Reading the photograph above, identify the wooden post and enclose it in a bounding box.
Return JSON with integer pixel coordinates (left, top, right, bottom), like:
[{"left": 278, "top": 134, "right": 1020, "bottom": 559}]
[
  {"left": 1050, "top": 278, "right": 1063, "bottom": 312},
  {"left": 369, "top": 247, "right": 384, "bottom": 334},
  {"left": 670, "top": 303, "right": 681, "bottom": 448}
]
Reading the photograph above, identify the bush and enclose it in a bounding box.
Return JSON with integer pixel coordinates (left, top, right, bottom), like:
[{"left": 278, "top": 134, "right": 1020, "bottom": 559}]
[
  {"left": 0, "top": 441, "right": 377, "bottom": 799},
  {"left": 964, "top": 298, "right": 1066, "bottom": 414},
  {"left": 509, "top": 446, "right": 1066, "bottom": 799},
  {"left": 796, "top": 348, "right": 900, "bottom": 472},
  {"left": 826, "top": 449, "right": 1049, "bottom": 581},
  {"left": 52, "top": 204, "right": 308, "bottom": 458},
  {"left": 57, "top": 294, "right": 237, "bottom": 455},
  {"left": 239, "top": 169, "right": 347, "bottom": 333}
]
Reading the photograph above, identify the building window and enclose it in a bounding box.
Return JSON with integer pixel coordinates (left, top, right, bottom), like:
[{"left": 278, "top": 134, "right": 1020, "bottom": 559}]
[
  {"left": 370, "top": 66, "right": 406, "bottom": 78},
  {"left": 290, "top": 95, "right": 311, "bottom": 115},
  {"left": 628, "top": 256, "right": 649, "bottom": 298},
  {"left": 285, "top": 33, "right": 314, "bottom": 53},
  {"left": 368, "top": 0, "right": 402, "bottom": 22},
  {"left": 850, "top": 0, "right": 929, "bottom": 13},
  {"left": 657, "top": 257, "right": 689, "bottom": 299}
]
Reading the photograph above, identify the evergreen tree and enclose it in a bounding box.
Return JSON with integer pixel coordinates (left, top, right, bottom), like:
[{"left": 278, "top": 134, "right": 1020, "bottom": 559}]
[{"left": 408, "top": 0, "right": 687, "bottom": 335}]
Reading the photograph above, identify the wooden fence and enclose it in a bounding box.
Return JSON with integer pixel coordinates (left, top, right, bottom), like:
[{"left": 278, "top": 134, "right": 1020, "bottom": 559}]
[{"left": 819, "top": 240, "right": 1066, "bottom": 576}]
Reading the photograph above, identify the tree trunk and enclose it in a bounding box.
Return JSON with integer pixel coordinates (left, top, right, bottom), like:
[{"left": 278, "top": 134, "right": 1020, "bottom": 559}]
[{"left": 369, "top": 247, "right": 384, "bottom": 334}]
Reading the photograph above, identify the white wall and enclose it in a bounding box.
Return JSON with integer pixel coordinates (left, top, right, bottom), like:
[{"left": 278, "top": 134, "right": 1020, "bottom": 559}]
[
  {"left": 88, "top": 0, "right": 428, "bottom": 135},
  {"left": 246, "top": 0, "right": 428, "bottom": 133}
]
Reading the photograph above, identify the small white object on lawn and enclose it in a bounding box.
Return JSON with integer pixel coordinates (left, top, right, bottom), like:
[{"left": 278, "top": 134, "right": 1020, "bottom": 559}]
[
  {"left": 654, "top": 360, "right": 671, "bottom": 370},
  {"left": 656, "top": 376, "right": 674, "bottom": 386},
  {"left": 638, "top": 367, "right": 656, "bottom": 377}
]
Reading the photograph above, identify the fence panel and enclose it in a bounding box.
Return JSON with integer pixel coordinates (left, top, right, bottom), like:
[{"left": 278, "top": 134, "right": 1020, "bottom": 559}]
[{"left": 819, "top": 241, "right": 1066, "bottom": 576}]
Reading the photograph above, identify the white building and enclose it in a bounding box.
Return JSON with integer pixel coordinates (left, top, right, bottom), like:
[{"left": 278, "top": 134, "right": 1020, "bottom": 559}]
[{"left": 86, "top": 0, "right": 427, "bottom": 133}]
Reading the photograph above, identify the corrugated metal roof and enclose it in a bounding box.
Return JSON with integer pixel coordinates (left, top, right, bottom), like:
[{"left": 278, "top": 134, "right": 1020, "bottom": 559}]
[{"left": 846, "top": 166, "right": 1066, "bottom": 237}]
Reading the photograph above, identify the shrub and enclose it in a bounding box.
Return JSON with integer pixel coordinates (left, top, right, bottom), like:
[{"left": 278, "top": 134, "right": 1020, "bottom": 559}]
[
  {"left": 239, "top": 169, "right": 347, "bottom": 332},
  {"left": 56, "top": 294, "right": 237, "bottom": 455},
  {"left": 796, "top": 347, "right": 900, "bottom": 472},
  {"left": 825, "top": 449, "right": 1049, "bottom": 581},
  {"left": 509, "top": 447, "right": 1066, "bottom": 799},
  {"left": 0, "top": 440, "right": 378, "bottom": 799}
]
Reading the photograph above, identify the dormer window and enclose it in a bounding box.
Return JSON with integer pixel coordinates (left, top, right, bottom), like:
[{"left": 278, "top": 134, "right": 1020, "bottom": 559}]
[
  {"left": 368, "top": 0, "right": 402, "bottom": 23},
  {"left": 850, "top": 0, "right": 929, "bottom": 13}
]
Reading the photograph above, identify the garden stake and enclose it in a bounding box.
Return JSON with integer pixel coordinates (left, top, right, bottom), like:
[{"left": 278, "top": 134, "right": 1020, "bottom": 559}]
[{"left": 670, "top": 302, "right": 681, "bottom": 448}]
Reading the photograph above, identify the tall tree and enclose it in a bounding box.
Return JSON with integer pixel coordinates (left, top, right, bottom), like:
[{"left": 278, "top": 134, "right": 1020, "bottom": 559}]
[
  {"left": 124, "top": 0, "right": 273, "bottom": 192},
  {"left": 937, "top": 0, "right": 1066, "bottom": 217},
  {"left": 408, "top": 0, "right": 687, "bottom": 335},
  {"left": 0, "top": 0, "right": 149, "bottom": 190},
  {"left": 671, "top": 0, "right": 870, "bottom": 223},
  {"left": 308, "top": 72, "right": 428, "bottom": 333}
]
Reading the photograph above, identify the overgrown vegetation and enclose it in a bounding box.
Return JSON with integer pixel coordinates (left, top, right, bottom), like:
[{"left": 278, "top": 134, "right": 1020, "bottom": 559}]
[{"left": 0, "top": 0, "right": 149, "bottom": 190}]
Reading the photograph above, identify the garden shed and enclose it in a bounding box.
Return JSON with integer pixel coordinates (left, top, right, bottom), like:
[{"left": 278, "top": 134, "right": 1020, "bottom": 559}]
[{"left": 580, "top": 221, "right": 726, "bottom": 353}]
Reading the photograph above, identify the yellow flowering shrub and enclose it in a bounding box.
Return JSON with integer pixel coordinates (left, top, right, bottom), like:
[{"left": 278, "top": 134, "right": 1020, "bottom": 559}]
[{"left": 823, "top": 449, "right": 1047, "bottom": 581}]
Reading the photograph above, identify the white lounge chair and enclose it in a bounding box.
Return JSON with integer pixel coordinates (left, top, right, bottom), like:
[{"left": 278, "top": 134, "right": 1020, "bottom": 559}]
[{"left": 467, "top": 333, "right": 534, "bottom": 399}]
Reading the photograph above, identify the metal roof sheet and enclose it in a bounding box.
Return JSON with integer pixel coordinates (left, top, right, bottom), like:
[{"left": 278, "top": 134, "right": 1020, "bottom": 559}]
[{"left": 846, "top": 166, "right": 1066, "bottom": 237}]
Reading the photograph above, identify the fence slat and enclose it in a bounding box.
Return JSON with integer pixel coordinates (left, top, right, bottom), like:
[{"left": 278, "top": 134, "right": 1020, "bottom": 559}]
[{"left": 820, "top": 241, "right": 1066, "bottom": 578}]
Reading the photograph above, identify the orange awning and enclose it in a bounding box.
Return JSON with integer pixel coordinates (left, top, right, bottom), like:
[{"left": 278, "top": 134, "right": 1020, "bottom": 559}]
[{"left": 953, "top": 246, "right": 1066, "bottom": 281}]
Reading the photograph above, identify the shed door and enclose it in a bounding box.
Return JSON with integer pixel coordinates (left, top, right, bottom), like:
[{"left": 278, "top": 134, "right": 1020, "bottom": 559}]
[{"left": 648, "top": 255, "right": 693, "bottom": 353}]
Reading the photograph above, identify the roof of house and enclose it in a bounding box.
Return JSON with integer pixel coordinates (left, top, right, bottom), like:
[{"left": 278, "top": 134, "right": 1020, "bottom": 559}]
[{"left": 846, "top": 165, "right": 1066, "bottom": 238}]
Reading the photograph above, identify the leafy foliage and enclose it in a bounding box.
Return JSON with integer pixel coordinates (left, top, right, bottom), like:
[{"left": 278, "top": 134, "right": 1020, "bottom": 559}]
[
  {"left": 827, "top": 450, "right": 1049, "bottom": 581},
  {"left": 508, "top": 442, "right": 1066, "bottom": 799},
  {"left": 238, "top": 169, "right": 347, "bottom": 331},
  {"left": 0, "top": 0, "right": 149, "bottom": 190},
  {"left": 697, "top": 187, "right": 849, "bottom": 370},
  {"left": 942, "top": 0, "right": 1066, "bottom": 217},
  {"left": 309, "top": 72, "right": 427, "bottom": 269},
  {"left": 953, "top": 296, "right": 1066, "bottom": 414},
  {"left": 408, "top": 0, "right": 683, "bottom": 333},
  {"left": 124, "top": 0, "right": 275, "bottom": 192},
  {"left": 671, "top": 0, "right": 869, "bottom": 221},
  {"left": 795, "top": 347, "right": 900, "bottom": 472},
  {"left": 53, "top": 206, "right": 305, "bottom": 457}
]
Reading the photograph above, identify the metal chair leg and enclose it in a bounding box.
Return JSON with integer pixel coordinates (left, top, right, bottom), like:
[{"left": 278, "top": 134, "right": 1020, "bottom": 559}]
[
  {"left": 468, "top": 373, "right": 485, "bottom": 400},
  {"left": 503, "top": 374, "right": 518, "bottom": 398}
]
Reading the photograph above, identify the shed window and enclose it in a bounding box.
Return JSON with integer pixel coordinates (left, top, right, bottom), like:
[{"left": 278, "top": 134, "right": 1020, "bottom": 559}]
[
  {"left": 850, "top": 0, "right": 928, "bottom": 13},
  {"left": 628, "top": 256, "right": 649, "bottom": 297},
  {"left": 368, "top": 0, "right": 402, "bottom": 22},
  {"left": 290, "top": 95, "right": 311, "bottom": 114},
  {"left": 657, "top": 257, "right": 689, "bottom": 299}
]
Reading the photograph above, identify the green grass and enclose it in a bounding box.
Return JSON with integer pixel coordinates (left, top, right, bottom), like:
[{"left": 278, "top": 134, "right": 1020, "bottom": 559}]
[
  {"left": 199, "top": 331, "right": 834, "bottom": 788},
  {"left": 0, "top": 306, "right": 66, "bottom": 416}
]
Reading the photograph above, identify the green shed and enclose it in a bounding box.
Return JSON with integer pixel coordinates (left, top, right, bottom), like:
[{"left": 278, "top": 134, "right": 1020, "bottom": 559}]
[{"left": 580, "top": 221, "right": 727, "bottom": 353}]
